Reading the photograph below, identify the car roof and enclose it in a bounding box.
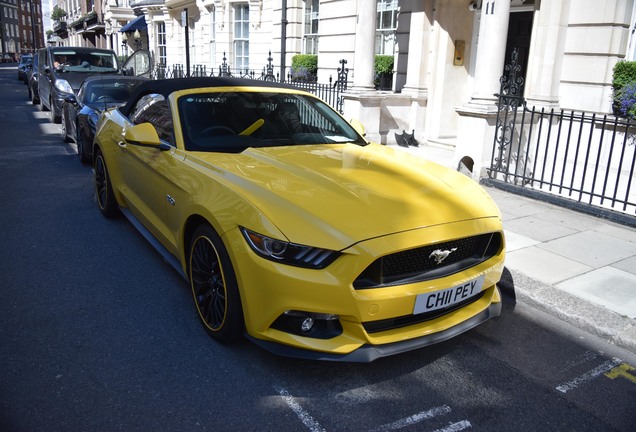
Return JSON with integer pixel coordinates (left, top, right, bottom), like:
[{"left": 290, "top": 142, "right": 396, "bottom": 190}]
[
  {"left": 82, "top": 75, "right": 147, "bottom": 85},
  {"left": 119, "top": 77, "right": 303, "bottom": 117}
]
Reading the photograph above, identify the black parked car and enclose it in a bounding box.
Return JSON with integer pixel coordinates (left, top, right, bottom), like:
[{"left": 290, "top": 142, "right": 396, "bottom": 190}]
[
  {"left": 38, "top": 46, "right": 150, "bottom": 124},
  {"left": 61, "top": 75, "right": 147, "bottom": 163},
  {"left": 17, "top": 54, "right": 33, "bottom": 84},
  {"left": 27, "top": 54, "right": 39, "bottom": 104}
]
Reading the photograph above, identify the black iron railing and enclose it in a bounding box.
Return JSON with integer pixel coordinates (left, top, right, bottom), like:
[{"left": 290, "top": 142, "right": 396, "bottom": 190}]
[
  {"left": 487, "top": 48, "right": 636, "bottom": 224},
  {"left": 149, "top": 53, "right": 349, "bottom": 113}
]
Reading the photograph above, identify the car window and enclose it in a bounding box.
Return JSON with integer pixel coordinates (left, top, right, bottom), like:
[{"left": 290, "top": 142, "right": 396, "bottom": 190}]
[
  {"left": 51, "top": 49, "right": 118, "bottom": 73},
  {"left": 178, "top": 91, "right": 364, "bottom": 152},
  {"left": 131, "top": 94, "right": 174, "bottom": 146},
  {"left": 84, "top": 80, "right": 143, "bottom": 105}
]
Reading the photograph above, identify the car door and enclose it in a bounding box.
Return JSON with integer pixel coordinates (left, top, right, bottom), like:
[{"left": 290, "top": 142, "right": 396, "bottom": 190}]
[
  {"left": 116, "top": 94, "right": 183, "bottom": 255},
  {"left": 121, "top": 50, "right": 152, "bottom": 78}
]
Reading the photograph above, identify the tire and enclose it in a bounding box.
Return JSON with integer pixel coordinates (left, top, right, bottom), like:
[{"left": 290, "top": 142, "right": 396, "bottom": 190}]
[
  {"left": 94, "top": 150, "right": 119, "bottom": 218},
  {"left": 61, "top": 109, "right": 72, "bottom": 143},
  {"left": 189, "top": 225, "right": 244, "bottom": 343},
  {"left": 77, "top": 123, "right": 90, "bottom": 164},
  {"left": 50, "top": 98, "right": 60, "bottom": 123},
  {"left": 31, "top": 87, "right": 39, "bottom": 105}
]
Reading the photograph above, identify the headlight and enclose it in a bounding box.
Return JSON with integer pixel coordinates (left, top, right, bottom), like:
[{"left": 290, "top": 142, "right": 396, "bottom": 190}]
[
  {"left": 240, "top": 227, "right": 340, "bottom": 269},
  {"left": 54, "top": 79, "right": 73, "bottom": 94}
]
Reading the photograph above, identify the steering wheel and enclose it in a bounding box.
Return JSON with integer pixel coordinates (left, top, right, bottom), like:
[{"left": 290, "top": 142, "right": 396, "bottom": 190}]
[
  {"left": 199, "top": 125, "right": 235, "bottom": 136},
  {"left": 96, "top": 95, "right": 116, "bottom": 103}
]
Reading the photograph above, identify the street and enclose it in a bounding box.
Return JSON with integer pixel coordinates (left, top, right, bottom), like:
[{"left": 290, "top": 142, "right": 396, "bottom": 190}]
[{"left": 1, "top": 66, "right": 635, "bottom": 432}]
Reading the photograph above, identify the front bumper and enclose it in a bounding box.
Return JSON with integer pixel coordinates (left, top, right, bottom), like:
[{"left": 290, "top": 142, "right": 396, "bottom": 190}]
[
  {"left": 225, "top": 217, "right": 505, "bottom": 361},
  {"left": 247, "top": 297, "right": 501, "bottom": 362}
]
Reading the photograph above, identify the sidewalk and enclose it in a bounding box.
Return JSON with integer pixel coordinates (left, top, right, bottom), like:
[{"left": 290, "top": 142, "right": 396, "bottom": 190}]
[{"left": 397, "top": 143, "right": 636, "bottom": 355}]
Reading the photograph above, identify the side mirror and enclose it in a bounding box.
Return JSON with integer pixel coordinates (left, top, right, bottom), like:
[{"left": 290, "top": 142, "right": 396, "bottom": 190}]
[
  {"left": 123, "top": 123, "right": 169, "bottom": 150},
  {"left": 64, "top": 94, "right": 77, "bottom": 105},
  {"left": 349, "top": 119, "right": 366, "bottom": 137}
]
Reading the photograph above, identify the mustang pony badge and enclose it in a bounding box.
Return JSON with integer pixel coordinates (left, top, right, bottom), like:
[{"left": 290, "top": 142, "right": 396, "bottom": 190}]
[{"left": 429, "top": 248, "right": 457, "bottom": 265}]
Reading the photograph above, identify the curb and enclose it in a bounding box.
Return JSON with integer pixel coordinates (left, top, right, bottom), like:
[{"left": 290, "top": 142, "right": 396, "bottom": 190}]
[{"left": 499, "top": 267, "right": 636, "bottom": 355}]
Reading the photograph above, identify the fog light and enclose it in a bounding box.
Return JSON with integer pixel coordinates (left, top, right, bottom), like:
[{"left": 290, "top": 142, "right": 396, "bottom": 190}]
[
  {"left": 301, "top": 317, "right": 314, "bottom": 332},
  {"left": 271, "top": 310, "right": 343, "bottom": 339}
]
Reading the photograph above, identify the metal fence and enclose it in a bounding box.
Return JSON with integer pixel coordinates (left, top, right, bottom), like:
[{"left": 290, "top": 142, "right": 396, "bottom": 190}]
[
  {"left": 149, "top": 53, "right": 350, "bottom": 114},
  {"left": 486, "top": 49, "right": 636, "bottom": 225}
]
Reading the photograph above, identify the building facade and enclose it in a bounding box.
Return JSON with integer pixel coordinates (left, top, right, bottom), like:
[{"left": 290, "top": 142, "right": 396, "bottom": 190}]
[
  {"left": 1, "top": 0, "right": 43, "bottom": 58},
  {"left": 47, "top": 0, "right": 636, "bottom": 177}
]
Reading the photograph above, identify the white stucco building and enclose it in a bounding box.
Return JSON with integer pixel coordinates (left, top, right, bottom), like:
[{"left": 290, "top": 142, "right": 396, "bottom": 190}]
[{"left": 51, "top": 0, "right": 636, "bottom": 177}]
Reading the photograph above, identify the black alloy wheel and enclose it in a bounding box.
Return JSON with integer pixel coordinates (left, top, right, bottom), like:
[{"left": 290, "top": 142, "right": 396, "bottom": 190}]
[
  {"left": 30, "top": 86, "right": 39, "bottom": 105},
  {"left": 61, "top": 109, "right": 72, "bottom": 143},
  {"left": 189, "top": 225, "right": 243, "bottom": 343},
  {"left": 50, "top": 97, "right": 60, "bottom": 123},
  {"left": 76, "top": 123, "right": 90, "bottom": 164},
  {"left": 94, "top": 151, "right": 118, "bottom": 218}
]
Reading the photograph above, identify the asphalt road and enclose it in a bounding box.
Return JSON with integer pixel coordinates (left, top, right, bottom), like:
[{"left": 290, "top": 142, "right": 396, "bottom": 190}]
[{"left": 1, "top": 66, "right": 635, "bottom": 432}]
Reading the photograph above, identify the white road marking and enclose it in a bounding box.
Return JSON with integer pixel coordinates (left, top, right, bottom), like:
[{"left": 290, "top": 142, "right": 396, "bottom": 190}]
[
  {"left": 275, "top": 386, "right": 326, "bottom": 432},
  {"left": 276, "top": 385, "right": 469, "bottom": 432},
  {"left": 369, "top": 405, "right": 452, "bottom": 432},
  {"left": 432, "top": 420, "right": 472, "bottom": 432},
  {"left": 556, "top": 357, "right": 623, "bottom": 393}
]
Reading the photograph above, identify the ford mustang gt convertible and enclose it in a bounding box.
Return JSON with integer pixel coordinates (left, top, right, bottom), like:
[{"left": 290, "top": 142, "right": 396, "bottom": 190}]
[{"left": 93, "top": 77, "right": 505, "bottom": 362}]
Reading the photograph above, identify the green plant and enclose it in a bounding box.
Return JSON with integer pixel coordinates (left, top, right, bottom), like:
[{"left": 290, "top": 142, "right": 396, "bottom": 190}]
[
  {"left": 612, "top": 60, "right": 636, "bottom": 115},
  {"left": 291, "top": 54, "right": 317, "bottom": 82},
  {"left": 374, "top": 55, "right": 394, "bottom": 75},
  {"left": 51, "top": 6, "right": 67, "bottom": 21}
]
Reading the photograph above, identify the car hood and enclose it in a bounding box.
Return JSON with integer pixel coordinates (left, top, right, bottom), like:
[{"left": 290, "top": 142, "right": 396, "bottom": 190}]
[
  {"left": 192, "top": 143, "right": 501, "bottom": 249},
  {"left": 58, "top": 71, "right": 118, "bottom": 92}
]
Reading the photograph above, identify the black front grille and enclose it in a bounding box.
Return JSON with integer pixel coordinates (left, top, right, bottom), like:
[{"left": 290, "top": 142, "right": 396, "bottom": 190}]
[
  {"left": 362, "top": 291, "right": 485, "bottom": 333},
  {"left": 353, "top": 232, "right": 502, "bottom": 289}
]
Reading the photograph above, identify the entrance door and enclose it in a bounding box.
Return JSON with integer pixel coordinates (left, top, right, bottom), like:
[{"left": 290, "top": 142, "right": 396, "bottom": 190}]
[{"left": 505, "top": 11, "right": 533, "bottom": 95}]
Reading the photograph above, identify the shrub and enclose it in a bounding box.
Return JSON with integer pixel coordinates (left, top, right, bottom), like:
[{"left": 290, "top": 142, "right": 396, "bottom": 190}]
[
  {"left": 612, "top": 60, "right": 636, "bottom": 115},
  {"left": 51, "top": 6, "right": 67, "bottom": 21},
  {"left": 374, "top": 55, "right": 394, "bottom": 75},
  {"left": 618, "top": 81, "right": 636, "bottom": 119},
  {"left": 291, "top": 54, "right": 317, "bottom": 82}
]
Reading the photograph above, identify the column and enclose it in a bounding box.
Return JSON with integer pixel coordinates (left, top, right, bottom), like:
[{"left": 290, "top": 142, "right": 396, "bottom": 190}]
[
  {"left": 468, "top": 0, "right": 511, "bottom": 108},
  {"left": 401, "top": 1, "right": 433, "bottom": 98},
  {"left": 455, "top": 0, "right": 512, "bottom": 180},
  {"left": 524, "top": 0, "right": 569, "bottom": 107},
  {"left": 351, "top": 0, "right": 376, "bottom": 91}
]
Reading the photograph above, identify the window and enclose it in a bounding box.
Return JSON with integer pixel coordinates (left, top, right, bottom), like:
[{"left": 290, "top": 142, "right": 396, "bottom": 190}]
[
  {"left": 303, "top": 0, "right": 319, "bottom": 54},
  {"left": 233, "top": 4, "right": 249, "bottom": 71},
  {"left": 131, "top": 94, "right": 174, "bottom": 145},
  {"left": 375, "top": 0, "right": 398, "bottom": 55},
  {"left": 156, "top": 22, "right": 166, "bottom": 66}
]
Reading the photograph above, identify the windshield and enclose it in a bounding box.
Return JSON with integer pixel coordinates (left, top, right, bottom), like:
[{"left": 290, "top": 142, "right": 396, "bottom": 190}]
[
  {"left": 52, "top": 49, "right": 118, "bottom": 73},
  {"left": 83, "top": 79, "right": 145, "bottom": 107},
  {"left": 178, "top": 91, "right": 366, "bottom": 152}
]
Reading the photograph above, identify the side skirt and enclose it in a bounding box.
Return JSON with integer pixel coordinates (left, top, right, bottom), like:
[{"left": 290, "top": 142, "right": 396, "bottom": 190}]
[{"left": 120, "top": 207, "right": 188, "bottom": 281}]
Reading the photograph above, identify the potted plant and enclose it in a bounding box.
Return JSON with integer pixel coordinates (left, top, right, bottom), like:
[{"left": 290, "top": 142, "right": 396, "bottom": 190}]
[
  {"left": 612, "top": 60, "right": 636, "bottom": 117},
  {"left": 51, "top": 6, "right": 67, "bottom": 21},
  {"left": 374, "top": 55, "right": 394, "bottom": 90},
  {"left": 291, "top": 54, "right": 318, "bottom": 82}
]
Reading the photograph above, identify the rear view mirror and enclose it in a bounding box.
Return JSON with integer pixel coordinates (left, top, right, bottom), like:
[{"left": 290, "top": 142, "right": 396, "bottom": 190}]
[{"left": 124, "top": 123, "right": 169, "bottom": 150}]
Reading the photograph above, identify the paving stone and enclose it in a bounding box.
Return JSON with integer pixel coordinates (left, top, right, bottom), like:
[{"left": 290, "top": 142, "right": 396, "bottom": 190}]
[
  {"left": 504, "top": 215, "right": 578, "bottom": 242},
  {"left": 539, "top": 230, "right": 636, "bottom": 268},
  {"left": 556, "top": 267, "right": 636, "bottom": 319},
  {"left": 505, "top": 246, "right": 593, "bottom": 285}
]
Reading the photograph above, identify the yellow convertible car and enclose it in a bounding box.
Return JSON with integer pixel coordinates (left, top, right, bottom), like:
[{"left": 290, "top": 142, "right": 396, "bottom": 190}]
[{"left": 93, "top": 77, "right": 505, "bottom": 362}]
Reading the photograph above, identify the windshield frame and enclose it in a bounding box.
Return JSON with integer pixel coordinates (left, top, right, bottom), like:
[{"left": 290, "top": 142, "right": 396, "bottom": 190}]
[{"left": 175, "top": 89, "right": 367, "bottom": 153}]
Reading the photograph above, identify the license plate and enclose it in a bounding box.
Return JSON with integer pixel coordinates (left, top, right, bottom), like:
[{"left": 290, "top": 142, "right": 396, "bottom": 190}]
[{"left": 413, "top": 276, "right": 485, "bottom": 314}]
